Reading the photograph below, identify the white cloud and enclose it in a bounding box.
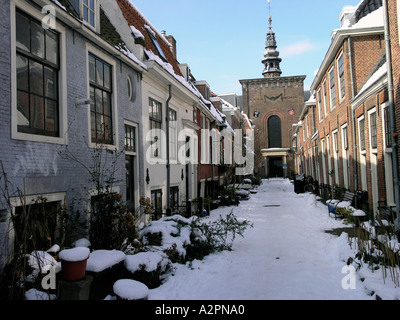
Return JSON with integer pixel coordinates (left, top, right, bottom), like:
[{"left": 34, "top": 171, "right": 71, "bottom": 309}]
[{"left": 280, "top": 40, "right": 317, "bottom": 58}]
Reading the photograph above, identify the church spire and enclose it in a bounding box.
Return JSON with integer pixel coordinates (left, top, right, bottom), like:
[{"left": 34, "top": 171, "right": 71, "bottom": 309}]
[{"left": 262, "top": 0, "right": 282, "bottom": 78}]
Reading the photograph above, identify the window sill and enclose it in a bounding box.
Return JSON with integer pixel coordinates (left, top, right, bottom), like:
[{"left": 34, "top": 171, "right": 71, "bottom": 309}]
[{"left": 12, "top": 130, "right": 67, "bottom": 145}]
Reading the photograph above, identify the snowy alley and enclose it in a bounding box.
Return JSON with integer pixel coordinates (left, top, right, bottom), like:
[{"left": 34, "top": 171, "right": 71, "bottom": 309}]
[{"left": 147, "top": 179, "right": 398, "bottom": 300}]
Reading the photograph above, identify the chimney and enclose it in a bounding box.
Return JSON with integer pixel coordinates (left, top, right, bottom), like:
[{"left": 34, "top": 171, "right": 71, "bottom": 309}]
[{"left": 163, "top": 31, "right": 177, "bottom": 60}]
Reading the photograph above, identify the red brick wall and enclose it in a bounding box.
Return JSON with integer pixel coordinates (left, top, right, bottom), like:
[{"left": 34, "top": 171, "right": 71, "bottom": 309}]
[{"left": 388, "top": 0, "right": 400, "bottom": 176}]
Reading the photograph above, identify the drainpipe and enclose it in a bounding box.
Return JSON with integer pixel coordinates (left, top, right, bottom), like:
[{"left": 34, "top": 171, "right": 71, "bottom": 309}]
[
  {"left": 166, "top": 85, "right": 172, "bottom": 216},
  {"left": 348, "top": 36, "right": 358, "bottom": 192},
  {"left": 383, "top": 0, "right": 400, "bottom": 229}
]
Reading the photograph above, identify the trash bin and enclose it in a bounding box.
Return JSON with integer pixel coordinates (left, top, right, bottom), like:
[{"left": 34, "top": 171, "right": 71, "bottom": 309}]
[{"left": 294, "top": 174, "right": 305, "bottom": 194}]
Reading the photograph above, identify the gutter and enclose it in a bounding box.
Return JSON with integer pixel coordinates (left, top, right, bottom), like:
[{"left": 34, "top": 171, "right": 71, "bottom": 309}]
[
  {"left": 348, "top": 36, "right": 359, "bottom": 192},
  {"left": 383, "top": 0, "right": 400, "bottom": 229},
  {"left": 166, "top": 84, "right": 172, "bottom": 216}
]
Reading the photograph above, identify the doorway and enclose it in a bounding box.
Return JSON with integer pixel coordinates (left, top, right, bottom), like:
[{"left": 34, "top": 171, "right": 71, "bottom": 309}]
[
  {"left": 269, "top": 157, "right": 283, "bottom": 178},
  {"left": 125, "top": 156, "right": 135, "bottom": 212}
]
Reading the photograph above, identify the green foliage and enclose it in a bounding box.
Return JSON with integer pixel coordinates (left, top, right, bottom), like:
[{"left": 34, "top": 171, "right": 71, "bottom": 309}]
[
  {"left": 335, "top": 206, "right": 355, "bottom": 223},
  {"left": 183, "top": 211, "right": 253, "bottom": 261}
]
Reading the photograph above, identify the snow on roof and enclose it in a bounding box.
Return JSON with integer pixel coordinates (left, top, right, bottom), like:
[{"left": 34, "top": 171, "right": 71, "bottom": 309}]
[
  {"left": 346, "top": 6, "right": 383, "bottom": 29},
  {"left": 130, "top": 25, "right": 144, "bottom": 40},
  {"left": 124, "top": 1, "right": 171, "bottom": 47}
]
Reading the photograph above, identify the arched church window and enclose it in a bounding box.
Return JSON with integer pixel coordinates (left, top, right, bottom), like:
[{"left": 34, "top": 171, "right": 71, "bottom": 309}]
[{"left": 268, "top": 115, "right": 282, "bottom": 148}]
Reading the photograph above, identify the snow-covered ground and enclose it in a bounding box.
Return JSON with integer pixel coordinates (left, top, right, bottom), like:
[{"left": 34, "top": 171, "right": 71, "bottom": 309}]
[{"left": 148, "top": 179, "right": 400, "bottom": 300}]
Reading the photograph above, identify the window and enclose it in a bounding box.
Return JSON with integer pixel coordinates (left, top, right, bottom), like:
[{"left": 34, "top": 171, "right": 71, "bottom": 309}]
[
  {"left": 333, "top": 131, "right": 339, "bottom": 154},
  {"left": 359, "top": 118, "right": 366, "bottom": 152},
  {"left": 317, "top": 89, "right": 323, "bottom": 121},
  {"left": 321, "top": 139, "right": 327, "bottom": 184},
  {"left": 16, "top": 10, "right": 60, "bottom": 137},
  {"left": 127, "top": 75, "right": 136, "bottom": 102},
  {"left": 14, "top": 199, "right": 60, "bottom": 252},
  {"left": 332, "top": 130, "right": 340, "bottom": 184},
  {"left": 342, "top": 126, "right": 348, "bottom": 150},
  {"left": 323, "top": 80, "right": 328, "bottom": 117},
  {"left": 89, "top": 54, "right": 113, "bottom": 144},
  {"left": 170, "top": 186, "right": 179, "bottom": 212},
  {"left": 329, "top": 67, "right": 336, "bottom": 110},
  {"left": 268, "top": 116, "right": 282, "bottom": 148},
  {"left": 341, "top": 125, "right": 349, "bottom": 188},
  {"left": 358, "top": 116, "right": 367, "bottom": 191},
  {"left": 326, "top": 135, "right": 332, "bottom": 185},
  {"left": 145, "top": 26, "right": 167, "bottom": 61},
  {"left": 384, "top": 107, "right": 392, "bottom": 148},
  {"left": 82, "top": 0, "right": 95, "bottom": 27},
  {"left": 370, "top": 111, "right": 377, "bottom": 149},
  {"left": 305, "top": 115, "right": 309, "bottom": 138},
  {"left": 149, "top": 98, "right": 162, "bottom": 158},
  {"left": 169, "top": 108, "right": 177, "bottom": 160},
  {"left": 125, "top": 124, "right": 136, "bottom": 153},
  {"left": 337, "top": 52, "right": 345, "bottom": 99}
]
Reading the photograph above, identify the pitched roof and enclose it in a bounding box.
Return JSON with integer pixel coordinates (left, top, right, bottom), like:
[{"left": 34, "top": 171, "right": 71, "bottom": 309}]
[{"left": 116, "top": 0, "right": 183, "bottom": 77}]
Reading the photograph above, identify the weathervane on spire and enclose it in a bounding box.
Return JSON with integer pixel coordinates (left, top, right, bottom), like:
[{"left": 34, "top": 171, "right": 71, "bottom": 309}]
[
  {"left": 262, "top": 0, "right": 282, "bottom": 77},
  {"left": 268, "top": 0, "right": 273, "bottom": 33}
]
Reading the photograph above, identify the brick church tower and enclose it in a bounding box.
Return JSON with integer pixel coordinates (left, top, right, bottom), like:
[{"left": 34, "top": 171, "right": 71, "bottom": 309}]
[{"left": 240, "top": 0, "right": 306, "bottom": 178}]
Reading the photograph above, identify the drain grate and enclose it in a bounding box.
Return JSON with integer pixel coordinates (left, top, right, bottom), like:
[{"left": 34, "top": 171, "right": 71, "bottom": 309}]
[{"left": 263, "top": 205, "right": 281, "bottom": 207}]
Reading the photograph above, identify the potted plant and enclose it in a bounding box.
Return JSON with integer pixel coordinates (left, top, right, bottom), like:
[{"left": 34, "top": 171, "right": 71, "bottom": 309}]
[{"left": 59, "top": 247, "right": 90, "bottom": 281}]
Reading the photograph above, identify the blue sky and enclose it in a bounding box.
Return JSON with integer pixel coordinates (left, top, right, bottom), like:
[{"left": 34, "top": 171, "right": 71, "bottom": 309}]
[{"left": 130, "top": 0, "right": 362, "bottom": 95}]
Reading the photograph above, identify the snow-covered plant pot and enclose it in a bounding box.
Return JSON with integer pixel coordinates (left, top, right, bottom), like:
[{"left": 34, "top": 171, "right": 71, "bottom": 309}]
[
  {"left": 113, "top": 279, "right": 149, "bottom": 300},
  {"left": 59, "top": 247, "right": 90, "bottom": 281}
]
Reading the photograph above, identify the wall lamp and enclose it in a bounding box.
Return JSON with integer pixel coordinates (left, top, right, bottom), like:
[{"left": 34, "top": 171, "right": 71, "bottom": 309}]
[
  {"left": 75, "top": 98, "right": 92, "bottom": 107},
  {"left": 146, "top": 168, "right": 150, "bottom": 185}
]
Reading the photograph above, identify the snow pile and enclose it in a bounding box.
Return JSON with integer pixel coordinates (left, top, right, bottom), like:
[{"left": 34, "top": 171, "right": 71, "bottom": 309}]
[
  {"left": 113, "top": 279, "right": 149, "bottom": 300},
  {"left": 26, "top": 251, "right": 59, "bottom": 270},
  {"left": 125, "top": 251, "right": 169, "bottom": 273},
  {"left": 59, "top": 247, "right": 90, "bottom": 262},
  {"left": 140, "top": 215, "right": 192, "bottom": 258},
  {"left": 86, "top": 250, "right": 126, "bottom": 273},
  {"left": 25, "top": 288, "right": 56, "bottom": 301}
]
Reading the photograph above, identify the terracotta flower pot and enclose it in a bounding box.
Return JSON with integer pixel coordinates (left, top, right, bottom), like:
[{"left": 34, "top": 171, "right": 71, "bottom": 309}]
[
  {"left": 59, "top": 247, "right": 90, "bottom": 281},
  {"left": 60, "top": 259, "right": 88, "bottom": 281}
]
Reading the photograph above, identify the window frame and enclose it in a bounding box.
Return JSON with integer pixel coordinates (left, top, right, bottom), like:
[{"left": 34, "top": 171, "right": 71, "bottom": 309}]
[
  {"left": 329, "top": 66, "right": 336, "bottom": 111},
  {"left": 81, "top": 0, "right": 99, "bottom": 31},
  {"left": 369, "top": 110, "right": 378, "bottom": 152},
  {"left": 322, "top": 79, "right": 328, "bottom": 118},
  {"left": 332, "top": 129, "right": 340, "bottom": 184},
  {"left": 169, "top": 107, "right": 178, "bottom": 162},
  {"left": 337, "top": 52, "right": 345, "bottom": 101},
  {"left": 11, "top": 1, "right": 67, "bottom": 145},
  {"left": 15, "top": 10, "right": 60, "bottom": 137},
  {"left": 89, "top": 53, "right": 114, "bottom": 145},
  {"left": 149, "top": 97, "right": 163, "bottom": 158},
  {"left": 317, "top": 89, "right": 323, "bottom": 122},
  {"left": 151, "top": 189, "right": 163, "bottom": 220},
  {"left": 86, "top": 43, "right": 118, "bottom": 149},
  {"left": 341, "top": 123, "right": 350, "bottom": 188},
  {"left": 358, "top": 116, "right": 366, "bottom": 153},
  {"left": 124, "top": 123, "right": 136, "bottom": 154}
]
